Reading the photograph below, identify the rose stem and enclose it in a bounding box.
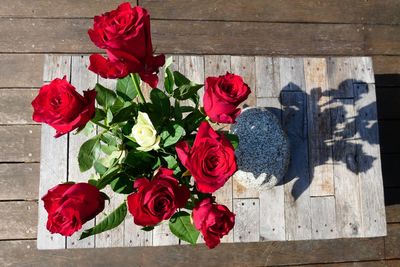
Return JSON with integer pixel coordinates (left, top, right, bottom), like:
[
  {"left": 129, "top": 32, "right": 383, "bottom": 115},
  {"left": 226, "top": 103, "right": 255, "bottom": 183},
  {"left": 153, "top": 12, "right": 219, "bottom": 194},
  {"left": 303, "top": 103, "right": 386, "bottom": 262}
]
[{"left": 130, "top": 73, "right": 147, "bottom": 104}]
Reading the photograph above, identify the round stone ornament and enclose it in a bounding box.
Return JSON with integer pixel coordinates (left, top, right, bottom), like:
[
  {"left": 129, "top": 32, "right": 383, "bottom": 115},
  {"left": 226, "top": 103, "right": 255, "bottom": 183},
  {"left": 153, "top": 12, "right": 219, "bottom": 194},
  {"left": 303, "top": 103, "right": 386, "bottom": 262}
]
[{"left": 231, "top": 107, "right": 290, "bottom": 190}]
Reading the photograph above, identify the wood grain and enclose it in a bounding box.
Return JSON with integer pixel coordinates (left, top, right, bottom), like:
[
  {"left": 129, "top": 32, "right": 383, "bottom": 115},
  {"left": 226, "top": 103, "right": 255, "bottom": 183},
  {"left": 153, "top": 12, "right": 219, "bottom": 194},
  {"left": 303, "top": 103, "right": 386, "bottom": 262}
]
[
  {"left": 233, "top": 199, "right": 259, "bottom": 242},
  {"left": 281, "top": 91, "right": 312, "bottom": 240},
  {"left": 255, "top": 57, "right": 280, "bottom": 98},
  {"left": 310, "top": 196, "right": 337, "bottom": 239},
  {"left": 0, "top": 89, "right": 38, "bottom": 124},
  {"left": 0, "top": 163, "right": 39, "bottom": 200},
  {"left": 37, "top": 55, "right": 70, "bottom": 249},
  {"left": 0, "top": 125, "right": 40, "bottom": 162},
  {"left": 140, "top": 0, "right": 400, "bottom": 25},
  {"left": 304, "top": 58, "right": 334, "bottom": 196},
  {"left": 354, "top": 83, "right": 386, "bottom": 237},
  {"left": 0, "top": 201, "right": 37, "bottom": 240},
  {"left": 0, "top": 0, "right": 130, "bottom": 18}
]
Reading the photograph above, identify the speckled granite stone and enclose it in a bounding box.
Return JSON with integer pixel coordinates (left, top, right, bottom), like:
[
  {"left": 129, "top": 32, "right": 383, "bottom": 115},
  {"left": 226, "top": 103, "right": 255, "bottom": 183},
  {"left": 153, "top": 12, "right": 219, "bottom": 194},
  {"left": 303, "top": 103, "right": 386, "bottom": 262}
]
[{"left": 231, "top": 107, "right": 290, "bottom": 190}]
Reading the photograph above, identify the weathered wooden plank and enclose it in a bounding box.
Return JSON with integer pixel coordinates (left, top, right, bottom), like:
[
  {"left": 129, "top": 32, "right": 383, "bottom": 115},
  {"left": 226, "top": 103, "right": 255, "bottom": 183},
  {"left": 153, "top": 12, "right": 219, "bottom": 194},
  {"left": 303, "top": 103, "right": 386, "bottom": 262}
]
[
  {"left": 43, "top": 55, "right": 72, "bottom": 82},
  {"left": 204, "top": 55, "right": 230, "bottom": 78},
  {"left": 0, "top": 201, "right": 37, "bottom": 240},
  {"left": 154, "top": 21, "right": 366, "bottom": 55},
  {"left": 0, "top": 125, "right": 40, "bottom": 162},
  {"left": 124, "top": 218, "right": 153, "bottom": 247},
  {"left": 0, "top": 163, "right": 39, "bottom": 200},
  {"left": 66, "top": 56, "right": 97, "bottom": 248},
  {"left": 281, "top": 91, "right": 311, "bottom": 240},
  {"left": 0, "top": 89, "right": 38, "bottom": 124},
  {"left": 330, "top": 99, "right": 363, "bottom": 238},
  {"left": 354, "top": 83, "right": 386, "bottom": 237},
  {"left": 256, "top": 97, "right": 282, "bottom": 120},
  {"left": 152, "top": 221, "right": 179, "bottom": 246},
  {"left": 326, "top": 57, "right": 354, "bottom": 98},
  {"left": 385, "top": 223, "right": 400, "bottom": 259},
  {"left": 365, "top": 25, "right": 400, "bottom": 56},
  {"left": 230, "top": 56, "right": 256, "bottom": 107},
  {"left": 386, "top": 204, "right": 400, "bottom": 223},
  {"left": 304, "top": 58, "right": 334, "bottom": 196},
  {"left": 255, "top": 57, "right": 280, "bottom": 97},
  {"left": 310, "top": 196, "right": 337, "bottom": 239},
  {"left": 140, "top": 0, "right": 400, "bottom": 25},
  {"left": 37, "top": 55, "right": 70, "bottom": 249},
  {"left": 233, "top": 199, "right": 260, "bottom": 242},
  {"left": 0, "top": 54, "right": 44, "bottom": 88},
  {"left": 279, "top": 58, "right": 306, "bottom": 92},
  {"left": 352, "top": 57, "right": 375, "bottom": 84},
  {"left": 0, "top": 236, "right": 386, "bottom": 267},
  {"left": 0, "top": 0, "right": 129, "bottom": 18},
  {"left": 373, "top": 56, "right": 400, "bottom": 75}
]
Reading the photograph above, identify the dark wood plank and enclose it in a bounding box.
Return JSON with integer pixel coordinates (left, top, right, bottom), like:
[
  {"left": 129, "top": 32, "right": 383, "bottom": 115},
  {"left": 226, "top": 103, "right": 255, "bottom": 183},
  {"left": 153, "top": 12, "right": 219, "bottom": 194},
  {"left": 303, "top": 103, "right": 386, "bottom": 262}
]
[
  {"left": 0, "top": 237, "right": 386, "bottom": 266},
  {"left": 379, "top": 121, "right": 400, "bottom": 154},
  {"left": 0, "top": 19, "right": 399, "bottom": 55},
  {"left": 0, "top": 0, "right": 127, "bottom": 18},
  {"left": 382, "top": 154, "right": 400, "bottom": 187},
  {"left": 0, "top": 18, "right": 99, "bottom": 53},
  {"left": 0, "top": 201, "right": 37, "bottom": 240},
  {"left": 385, "top": 223, "right": 400, "bottom": 259},
  {"left": 386, "top": 204, "right": 400, "bottom": 223},
  {"left": 373, "top": 56, "right": 400, "bottom": 75},
  {"left": 0, "top": 163, "right": 39, "bottom": 200},
  {"left": 0, "top": 54, "right": 44, "bottom": 88},
  {"left": 303, "top": 260, "right": 397, "bottom": 267},
  {"left": 140, "top": 0, "right": 400, "bottom": 25},
  {"left": 0, "top": 89, "right": 38, "bottom": 124},
  {"left": 0, "top": 125, "right": 40, "bottom": 162},
  {"left": 376, "top": 87, "right": 400, "bottom": 120}
]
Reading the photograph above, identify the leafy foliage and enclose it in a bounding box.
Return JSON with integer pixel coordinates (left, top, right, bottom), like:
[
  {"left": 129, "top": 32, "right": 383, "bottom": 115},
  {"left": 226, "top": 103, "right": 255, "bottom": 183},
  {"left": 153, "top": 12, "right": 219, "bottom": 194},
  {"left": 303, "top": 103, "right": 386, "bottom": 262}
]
[{"left": 169, "top": 211, "right": 200, "bottom": 245}]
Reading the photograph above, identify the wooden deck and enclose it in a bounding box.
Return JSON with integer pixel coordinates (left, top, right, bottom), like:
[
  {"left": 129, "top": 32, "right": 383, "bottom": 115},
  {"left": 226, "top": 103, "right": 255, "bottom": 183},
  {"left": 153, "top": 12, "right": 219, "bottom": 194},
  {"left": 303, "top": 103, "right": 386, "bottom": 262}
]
[{"left": 1, "top": 0, "right": 399, "bottom": 265}]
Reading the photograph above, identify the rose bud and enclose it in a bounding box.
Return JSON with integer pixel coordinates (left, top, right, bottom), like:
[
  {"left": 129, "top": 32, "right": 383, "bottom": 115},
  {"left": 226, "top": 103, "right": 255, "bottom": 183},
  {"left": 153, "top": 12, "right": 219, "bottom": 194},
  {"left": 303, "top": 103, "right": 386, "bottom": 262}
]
[
  {"left": 42, "top": 183, "right": 105, "bottom": 236},
  {"left": 192, "top": 198, "right": 235, "bottom": 249},
  {"left": 31, "top": 77, "right": 96, "bottom": 137},
  {"left": 88, "top": 3, "right": 165, "bottom": 88},
  {"left": 127, "top": 168, "right": 190, "bottom": 226},
  {"left": 203, "top": 72, "right": 251, "bottom": 124},
  {"left": 129, "top": 112, "right": 160, "bottom": 152},
  {"left": 176, "top": 121, "right": 237, "bottom": 193}
]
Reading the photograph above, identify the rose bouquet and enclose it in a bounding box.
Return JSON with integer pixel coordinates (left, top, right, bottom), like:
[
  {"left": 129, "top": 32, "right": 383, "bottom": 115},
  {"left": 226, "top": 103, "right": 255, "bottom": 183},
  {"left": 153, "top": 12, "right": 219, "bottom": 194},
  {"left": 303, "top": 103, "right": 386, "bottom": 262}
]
[{"left": 32, "top": 2, "right": 251, "bottom": 249}]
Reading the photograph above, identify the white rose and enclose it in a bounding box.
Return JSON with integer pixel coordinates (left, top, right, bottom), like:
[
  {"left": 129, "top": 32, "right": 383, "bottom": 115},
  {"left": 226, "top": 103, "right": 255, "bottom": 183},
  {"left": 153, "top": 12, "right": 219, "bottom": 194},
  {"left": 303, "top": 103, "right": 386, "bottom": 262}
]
[{"left": 130, "top": 112, "right": 160, "bottom": 152}]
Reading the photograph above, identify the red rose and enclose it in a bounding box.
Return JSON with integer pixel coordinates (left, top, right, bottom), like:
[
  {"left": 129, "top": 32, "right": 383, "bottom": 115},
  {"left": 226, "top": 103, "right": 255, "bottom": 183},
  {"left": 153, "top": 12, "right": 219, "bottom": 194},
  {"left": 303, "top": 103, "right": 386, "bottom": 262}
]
[
  {"left": 88, "top": 3, "right": 165, "bottom": 88},
  {"left": 204, "top": 72, "right": 251, "bottom": 123},
  {"left": 42, "top": 183, "right": 105, "bottom": 236},
  {"left": 192, "top": 198, "right": 235, "bottom": 249},
  {"left": 176, "top": 121, "right": 237, "bottom": 193},
  {"left": 31, "top": 77, "right": 96, "bottom": 137},
  {"left": 127, "top": 168, "right": 190, "bottom": 226}
]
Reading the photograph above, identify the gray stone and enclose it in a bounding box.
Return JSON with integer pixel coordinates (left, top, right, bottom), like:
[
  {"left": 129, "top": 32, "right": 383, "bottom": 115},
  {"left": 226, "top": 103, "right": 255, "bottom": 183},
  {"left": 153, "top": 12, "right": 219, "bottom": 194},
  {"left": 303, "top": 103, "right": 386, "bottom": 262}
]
[{"left": 231, "top": 107, "right": 290, "bottom": 190}]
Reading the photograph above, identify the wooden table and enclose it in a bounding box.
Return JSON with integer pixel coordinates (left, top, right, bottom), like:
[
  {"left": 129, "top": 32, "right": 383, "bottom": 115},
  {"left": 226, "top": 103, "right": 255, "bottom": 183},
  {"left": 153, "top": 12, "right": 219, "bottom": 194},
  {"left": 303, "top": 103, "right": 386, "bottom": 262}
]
[{"left": 37, "top": 55, "right": 386, "bottom": 249}]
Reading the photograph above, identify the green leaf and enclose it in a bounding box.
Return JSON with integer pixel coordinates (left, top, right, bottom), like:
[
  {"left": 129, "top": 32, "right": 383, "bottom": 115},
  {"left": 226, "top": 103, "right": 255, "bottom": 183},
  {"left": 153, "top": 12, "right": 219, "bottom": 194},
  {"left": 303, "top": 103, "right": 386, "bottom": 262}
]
[
  {"left": 226, "top": 133, "right": 239, "bottom": 149},
  {"left": 150, "top": 88, "right": 170, "bottom": 119},
  {"left": 75, "top": 121, "right": 95, "bottom": 136},
  {"left": 116, "top": 76, "right": 137, "bottom": 101},
  {"left": 78, "top": 136, "right": 101, "bottom": 172},
  {"left": 94, "top": 160, "right": 107, "bottom": 175},
  {"left": 111, "top": 103, "right": 136, "bottom": 124},
  {"left": 95, "top": 83, "right": 117, "bottom": 109},
  {"left": 80, "top": 202, "right": 127, "bottom": 240},
  {"left": 169, "top": 211, "right": 199, "bottom": 245},
  {"left": 164, "top": 67, "right": 174, "bottom": 95},
  {"left": 110, "top": 96, "right": 125, "bottom": 114},
  {"left": 96, "top": 165, "right": 120, "bottom": 189},
  {"left": 124, "top": 151, "right": 154, "bottom": 169},
  {"left": 183, "top": 109, "right": 206, "bottom": 133},
  {"left": 173, "top": 83, "right": 203, "bottom": 100},
  {"left": 106, "top": 109, "right": 113, "bottom": 123},
  {"left": 162, "top": 155, "right": 178, "bottom": 169},
  {"left": 141, "top": 226, "right": 154, "bottom": 231},
  {"left": 173, "top": 71, "right": 191, "bottom": 86},
  {"left": 110, "top": 174, "right": 133, "bottom": 194},
  {"left": 92, "top": 108, "right": 106, "bottom": 123},
  {"left": 160, "top": 123, "right": 186, "bottom": 147},
  {"left": 174, "top": 100, "right": 182, "bottom": 121}
]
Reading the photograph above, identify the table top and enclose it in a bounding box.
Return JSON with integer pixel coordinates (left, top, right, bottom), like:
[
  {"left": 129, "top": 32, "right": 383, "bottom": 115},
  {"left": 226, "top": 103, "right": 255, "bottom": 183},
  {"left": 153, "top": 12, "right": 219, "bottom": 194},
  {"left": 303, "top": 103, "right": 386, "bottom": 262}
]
[{"left": 37, "top": 55, "right": 386, "bottom": 249}]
